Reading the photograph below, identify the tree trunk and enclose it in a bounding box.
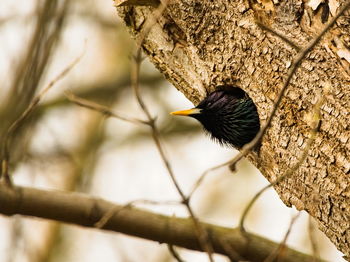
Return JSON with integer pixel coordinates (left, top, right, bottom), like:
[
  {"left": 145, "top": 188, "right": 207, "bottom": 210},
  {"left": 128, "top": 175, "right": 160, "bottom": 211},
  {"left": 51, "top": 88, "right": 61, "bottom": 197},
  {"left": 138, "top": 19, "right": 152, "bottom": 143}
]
[{"left": 115, "top": 0, "right": 350, "bottom": 259}]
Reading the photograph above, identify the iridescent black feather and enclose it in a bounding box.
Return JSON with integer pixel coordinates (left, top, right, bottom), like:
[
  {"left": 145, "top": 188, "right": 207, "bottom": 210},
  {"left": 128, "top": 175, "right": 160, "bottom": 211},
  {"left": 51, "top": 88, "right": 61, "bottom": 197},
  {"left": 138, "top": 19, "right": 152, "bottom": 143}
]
[{"left": 191, "top": 86, "right": 260, "bottom": 148}]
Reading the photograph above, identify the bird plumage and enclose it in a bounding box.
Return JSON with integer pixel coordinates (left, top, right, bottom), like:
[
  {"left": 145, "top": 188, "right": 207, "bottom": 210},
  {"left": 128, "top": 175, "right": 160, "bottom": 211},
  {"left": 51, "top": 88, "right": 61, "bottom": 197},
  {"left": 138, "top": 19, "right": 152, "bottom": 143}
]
[{"left": 171, "top": 86, "right": 260, "bottom": 148}]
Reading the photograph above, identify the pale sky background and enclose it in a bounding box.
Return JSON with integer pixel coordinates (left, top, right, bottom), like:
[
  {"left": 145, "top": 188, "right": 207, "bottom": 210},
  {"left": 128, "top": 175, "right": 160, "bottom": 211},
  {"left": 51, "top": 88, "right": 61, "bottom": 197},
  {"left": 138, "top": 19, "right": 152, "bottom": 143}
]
[{"left": 0, "top": 0, "right": 345, "bottom": 261}]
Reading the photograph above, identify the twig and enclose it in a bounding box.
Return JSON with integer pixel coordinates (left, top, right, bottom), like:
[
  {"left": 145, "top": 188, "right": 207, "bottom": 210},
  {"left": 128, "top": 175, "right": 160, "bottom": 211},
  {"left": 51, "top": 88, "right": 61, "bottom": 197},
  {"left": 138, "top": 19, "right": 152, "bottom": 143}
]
[
  {"left": 65, "top": 92, "right": 149, "bottom": 125},
  {"left": 187, "top": 160, "right": 229, "bottom": 200},
  {"left": 168, "top": 245, "right": 186, "bottom": 262},
  {"left": 95, "top": 204, "right": 127, "bottom": 229},
  {"left": 264, "top": 212, "right": 301, "bottom": 262},
  {"left": 66, "top": 1, "right": 215, "bottom": 258},
  {"left": 217, "top": 237, "right": 244, "bottom": 262},
  {"left": 256, "top": 22, "right": 301, "bottom": 51},
  {"left": 0, "top": 53, "right": 83, "bottom": 185},
  {"left": 6, "top": 217, "right": 23, "bottom": 262},
  {"left": 124, "top": 198, "right": 181, "bottom": 206},
  {"left": 239, "top": 86, "right": 326, "bottom": 232},
  {"left": 228, "top": 0, "right": 350, "bottom": 172},
  {"left": 95, "top": 198, "right": 181, "bottom": 228},
  {"left": 129, "top": 1, "right": 215, "bottom": 261},
  {"left": 308, "top": 216, "right": 320, "bottom": 262}
]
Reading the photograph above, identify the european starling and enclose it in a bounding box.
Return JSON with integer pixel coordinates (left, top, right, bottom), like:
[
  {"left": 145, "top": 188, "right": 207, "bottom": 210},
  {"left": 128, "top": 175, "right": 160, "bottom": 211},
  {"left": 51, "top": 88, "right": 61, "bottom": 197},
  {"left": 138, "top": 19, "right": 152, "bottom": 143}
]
[{"left": 171, "top": 86, "right": 260, "bottom": 148}]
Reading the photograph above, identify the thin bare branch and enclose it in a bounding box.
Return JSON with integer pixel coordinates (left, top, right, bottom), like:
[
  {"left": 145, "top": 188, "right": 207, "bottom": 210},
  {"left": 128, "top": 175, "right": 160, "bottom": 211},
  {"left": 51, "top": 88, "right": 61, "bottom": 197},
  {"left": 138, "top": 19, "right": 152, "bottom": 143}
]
[
  {"left": 168, "top": 245, "right": 186, "bottom": 262},
  {"left": 187, "top": 161, "right": 229, "bottom": 200},
  {"left": 95, "top": 198, "right": 180, "bottom": 228},
  {"left": 239, "top": 86, "right": 327, "bottom": 232},
  {"left": 65, "top": 92, "right": 149, "bottom": 125},
  {"left": 256, "top": 22, "right": 301, "bottom": 51},
  {"left": 217, "top": 237, "right": 245, "bottom": 262},
  {"left": 228, "top": 0, "right": 350, "bottom": 171},
  {"left": 308, "top": 216, "right": 321, "bottom": 262},
  {"left": 0, "top": 183, "right": 328, "bottom": 262},
  {"left": 0, "top": 52, "right": 82, "bottom": 185},
  {"left": 129, "top": 1, "right": 215, "bottom": 261},
  {"left": 264, "top": 212, "right": 301, "bottom": 262}
]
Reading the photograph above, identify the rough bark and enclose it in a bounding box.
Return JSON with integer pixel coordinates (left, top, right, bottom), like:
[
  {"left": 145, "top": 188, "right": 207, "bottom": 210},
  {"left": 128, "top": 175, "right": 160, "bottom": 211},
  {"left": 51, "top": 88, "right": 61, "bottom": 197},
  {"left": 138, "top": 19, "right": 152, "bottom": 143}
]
[{"left": 115, "top": 0, "right": 350, "bottom": 259}]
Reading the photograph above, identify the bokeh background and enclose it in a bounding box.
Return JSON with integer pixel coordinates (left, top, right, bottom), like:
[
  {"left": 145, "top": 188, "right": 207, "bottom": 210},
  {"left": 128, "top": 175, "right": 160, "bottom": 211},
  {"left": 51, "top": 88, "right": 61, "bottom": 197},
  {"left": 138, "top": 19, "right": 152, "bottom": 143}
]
[{"left": 0, "top": 0, "right": 345, "bottom": 261}]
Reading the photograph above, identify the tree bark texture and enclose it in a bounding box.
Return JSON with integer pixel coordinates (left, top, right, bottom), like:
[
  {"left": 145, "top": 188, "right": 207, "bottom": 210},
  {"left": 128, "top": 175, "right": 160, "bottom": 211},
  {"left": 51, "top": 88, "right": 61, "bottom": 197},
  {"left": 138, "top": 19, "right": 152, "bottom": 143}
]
[{"left": 115, "top": 0, "right": 350, "bottom": 258}]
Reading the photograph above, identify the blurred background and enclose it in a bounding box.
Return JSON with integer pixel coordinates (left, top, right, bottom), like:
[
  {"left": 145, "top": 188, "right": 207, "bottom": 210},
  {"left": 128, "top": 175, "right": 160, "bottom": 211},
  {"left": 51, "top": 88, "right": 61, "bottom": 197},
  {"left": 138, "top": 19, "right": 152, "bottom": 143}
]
[{"left": 0, "top": 0, "right": 345, "bottom": 261}]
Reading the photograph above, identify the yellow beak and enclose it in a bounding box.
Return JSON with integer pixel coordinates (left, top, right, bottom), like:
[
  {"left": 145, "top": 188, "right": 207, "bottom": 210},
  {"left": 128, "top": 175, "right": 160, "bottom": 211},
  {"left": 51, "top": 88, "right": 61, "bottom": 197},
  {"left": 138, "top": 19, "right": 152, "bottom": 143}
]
[{"left": 170, "top": 108, "right": 202, "bottom": 116}]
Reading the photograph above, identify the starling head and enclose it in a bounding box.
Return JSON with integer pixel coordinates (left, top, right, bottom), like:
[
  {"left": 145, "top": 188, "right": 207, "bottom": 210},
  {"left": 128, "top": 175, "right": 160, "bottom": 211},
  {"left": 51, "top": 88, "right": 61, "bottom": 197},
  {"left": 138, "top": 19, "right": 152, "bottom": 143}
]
[{"left": 171, "top": 86, "right": 260, "bottom": 148}]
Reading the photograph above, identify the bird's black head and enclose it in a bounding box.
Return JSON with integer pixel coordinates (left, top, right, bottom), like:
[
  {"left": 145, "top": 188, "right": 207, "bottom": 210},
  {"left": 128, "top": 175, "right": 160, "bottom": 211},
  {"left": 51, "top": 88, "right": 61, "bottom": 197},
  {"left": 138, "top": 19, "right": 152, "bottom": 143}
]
[{"left": 171, "top": 86, "right": 260, "bottom": 148}]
